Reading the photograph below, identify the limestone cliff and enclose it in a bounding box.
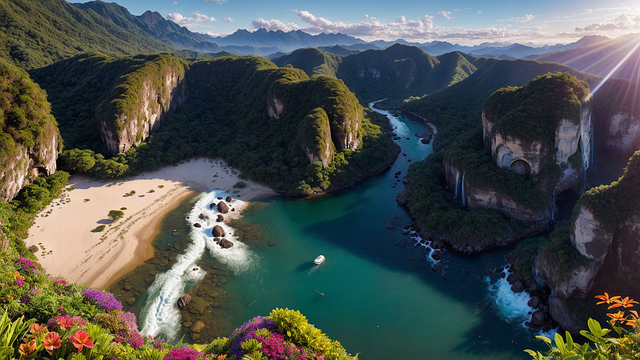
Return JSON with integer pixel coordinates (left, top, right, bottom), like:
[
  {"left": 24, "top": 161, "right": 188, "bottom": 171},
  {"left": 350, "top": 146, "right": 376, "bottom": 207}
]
[
  {"left": 266, "top": 73, "right": 363, "bottom": 166},
  {"left": 603, "top": 112, "right": 640, "bottom": 152},
  {"left": 533, "top": 151, "right": 640, "bottom": 331},
  {"left": 297, "top": 108, "right": 334, "bottom": 167},
  {"left": 0, "top": 59, "right": 60, "bottom": 201},
  {"left": 96, "top": 55, "right": 187, "bottom": 155}
]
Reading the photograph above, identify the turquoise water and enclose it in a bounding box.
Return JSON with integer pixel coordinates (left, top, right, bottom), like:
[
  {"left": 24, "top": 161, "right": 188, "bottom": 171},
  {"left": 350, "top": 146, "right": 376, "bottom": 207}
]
[{"left": 130, "top": 103, "right": 544, "bottom": 359}]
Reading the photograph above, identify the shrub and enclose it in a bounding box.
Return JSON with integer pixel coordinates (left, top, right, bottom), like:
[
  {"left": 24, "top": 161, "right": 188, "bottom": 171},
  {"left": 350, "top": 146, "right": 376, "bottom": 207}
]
[{"left": 107, "top": 210, "right": 124, "bottom": 221}]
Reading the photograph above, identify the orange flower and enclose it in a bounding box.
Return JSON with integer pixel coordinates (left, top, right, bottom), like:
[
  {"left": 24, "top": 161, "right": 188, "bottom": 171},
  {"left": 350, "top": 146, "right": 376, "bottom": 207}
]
[
  {"left": 18, "top": 339, "right": 37, "bottom": 357},
  {"left": 69, "top": 330, "right": 93, "bottom": 352},
  {"left": 596, "top": 292, "right": 621, "bottom": 305},
  {"left": 43, "top": 332, "right": 61, "bottom": 351},
  {"left": 30, "top": 323, "right": 47, "bottom": 338},
  {"left": 607, "top": 311, "right": 628, "bottom": 325}
]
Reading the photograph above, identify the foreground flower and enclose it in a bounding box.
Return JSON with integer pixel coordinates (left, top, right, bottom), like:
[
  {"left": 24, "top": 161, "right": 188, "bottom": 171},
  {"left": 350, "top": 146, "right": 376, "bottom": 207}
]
[
  {"left": 70, "top": 330, "right": 94, "bottom": 352},
  {"left": 19, "top": 339, "right": 37, "bottom": 357},
  {"left": 43, "top": 332, "right": 62, "bottom": 351},
  {"left": 30, "top": 323, "right": 47, "bottom": 337}
]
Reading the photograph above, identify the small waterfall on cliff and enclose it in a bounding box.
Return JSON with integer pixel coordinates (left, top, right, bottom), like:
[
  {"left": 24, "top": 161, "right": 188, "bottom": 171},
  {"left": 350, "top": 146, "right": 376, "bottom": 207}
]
[
  {"left": 461, "top": 172, "right": 467, "bottom": 207},
  {"left": 551, "top": 192, "right": 557, "bottom": 220},
  {"left": 453, "top": 172, "right": 459, "bottom": 199}
]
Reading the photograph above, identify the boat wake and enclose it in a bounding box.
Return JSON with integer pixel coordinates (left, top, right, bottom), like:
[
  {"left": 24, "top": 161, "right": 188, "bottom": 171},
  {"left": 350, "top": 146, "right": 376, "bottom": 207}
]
[{"left": 139, "top": 190, "right": 256, "bottom": 342}]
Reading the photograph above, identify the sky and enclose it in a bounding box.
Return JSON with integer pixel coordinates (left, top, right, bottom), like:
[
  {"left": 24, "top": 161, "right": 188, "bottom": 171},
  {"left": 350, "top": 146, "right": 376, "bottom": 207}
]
[{"left": 77, "top": 0, "right": 640, "bottom": 45}]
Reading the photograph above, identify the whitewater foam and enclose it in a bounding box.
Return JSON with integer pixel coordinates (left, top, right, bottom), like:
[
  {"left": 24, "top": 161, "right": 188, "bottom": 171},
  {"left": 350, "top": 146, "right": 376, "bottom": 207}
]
[
  {"left": 485, "top": 267, "right": 533, "bottom": 325},
  {"left": 139, "top": 190, "right": 256, "bottom": 341}
]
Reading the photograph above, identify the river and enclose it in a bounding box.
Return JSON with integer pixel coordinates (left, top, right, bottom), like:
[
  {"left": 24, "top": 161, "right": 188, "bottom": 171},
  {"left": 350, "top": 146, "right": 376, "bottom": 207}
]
[{"left": 110, "top": 101, "right": 545, "bottom": 359}]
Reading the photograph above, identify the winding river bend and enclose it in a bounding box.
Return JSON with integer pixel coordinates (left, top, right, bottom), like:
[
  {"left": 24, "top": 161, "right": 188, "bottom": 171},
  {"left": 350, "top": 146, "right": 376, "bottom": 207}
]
[{"left": 111, "top": 102, "right": 544, "bottom": 359}]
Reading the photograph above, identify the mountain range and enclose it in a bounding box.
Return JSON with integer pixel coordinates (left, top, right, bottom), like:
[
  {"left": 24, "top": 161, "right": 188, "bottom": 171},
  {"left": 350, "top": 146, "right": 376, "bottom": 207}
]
[{"left": 2, "top": 0, "right": 638, "bottom": 82}]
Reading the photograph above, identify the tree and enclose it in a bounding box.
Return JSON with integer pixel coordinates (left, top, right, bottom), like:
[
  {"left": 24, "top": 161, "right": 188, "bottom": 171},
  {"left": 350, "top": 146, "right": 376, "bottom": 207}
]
[{"left": 107, "top": 210, "right": 124, "bottom": 221}]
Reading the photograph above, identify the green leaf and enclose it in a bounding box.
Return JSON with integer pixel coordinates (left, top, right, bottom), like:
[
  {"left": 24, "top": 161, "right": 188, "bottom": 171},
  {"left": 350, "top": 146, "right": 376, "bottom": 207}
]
[
  {"left": 587, "top": 318, "right": 602, "bottom": 337},
  {"left": 555, "top": 333, "right": 566, "bottom": 354},
  {"left": 565, "top": 331, "right": 574, "bottom": 350},
  {"left": 535, "top": 335, "right": 552, "bottom": 346}
]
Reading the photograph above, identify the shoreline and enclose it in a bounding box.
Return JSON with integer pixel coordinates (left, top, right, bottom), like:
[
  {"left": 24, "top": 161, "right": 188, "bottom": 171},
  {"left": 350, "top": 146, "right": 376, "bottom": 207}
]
[
  {"left": 26, "top": 158, "right": 275, "bottom": 288},
  {"left": 101, "top": 189, "right": 197, "bottom": 288}
]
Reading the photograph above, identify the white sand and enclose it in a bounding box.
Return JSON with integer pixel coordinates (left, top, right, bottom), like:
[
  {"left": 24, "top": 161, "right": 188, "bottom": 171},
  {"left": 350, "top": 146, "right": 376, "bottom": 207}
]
[{"left": 25, "top": 158, "right": 275, "bottom": 288}]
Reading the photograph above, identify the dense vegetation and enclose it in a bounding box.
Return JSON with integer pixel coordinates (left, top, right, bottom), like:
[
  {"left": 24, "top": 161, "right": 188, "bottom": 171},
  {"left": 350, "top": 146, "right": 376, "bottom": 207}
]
[
  {"left": 578, "top": 150, "right": 640, "bottom": 230},
  {"left": 274, "top": 44, "right": 479, "bottom": 105},
  {"left": 45, "top": 55, "right": 398, "bottom": 194},
  {"left": 401, "top": 59, "right": 597, "bottom": 151},
  {"left": 0, "top": 59, "right": 62, "bottom": 200},
  {"left": 484, "top": 72, "right": 590, "bottom": 143},
  {"left": 0, "top": 0, "right": 172, "bottom": 70},
  {"left": 31, "top": 53, "right": 187, "bottom": 152}
]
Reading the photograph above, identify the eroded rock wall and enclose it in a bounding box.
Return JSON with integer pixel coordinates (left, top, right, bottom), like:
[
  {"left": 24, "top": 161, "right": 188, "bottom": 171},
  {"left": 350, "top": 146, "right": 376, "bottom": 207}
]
[
  {"left": 98, "top": 59, "right": 187, "bottom": 155},
  {"left": 604, "top": 112, "right": 640, "bottom": 152}
]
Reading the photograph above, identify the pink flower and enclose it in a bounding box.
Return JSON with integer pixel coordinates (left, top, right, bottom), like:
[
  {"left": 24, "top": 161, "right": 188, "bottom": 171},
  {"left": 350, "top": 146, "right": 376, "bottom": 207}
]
[
  {"left": 43, "top": 332, "right": 61, "bottom": 351},
  {"left": 69, "top": 330, "right": 94, "bottom": 352}
]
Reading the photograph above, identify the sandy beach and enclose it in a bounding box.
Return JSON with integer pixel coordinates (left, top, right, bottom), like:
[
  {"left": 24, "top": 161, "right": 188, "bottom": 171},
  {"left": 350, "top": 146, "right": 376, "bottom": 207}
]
[{"left": 26, "top": 158, "right": 275, "bottom": 288}]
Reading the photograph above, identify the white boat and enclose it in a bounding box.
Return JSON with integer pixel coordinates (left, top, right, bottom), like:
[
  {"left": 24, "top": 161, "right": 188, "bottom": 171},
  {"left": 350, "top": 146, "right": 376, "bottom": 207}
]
[{"left": 314, "top": 255, "right": 325, "bottom": 265}]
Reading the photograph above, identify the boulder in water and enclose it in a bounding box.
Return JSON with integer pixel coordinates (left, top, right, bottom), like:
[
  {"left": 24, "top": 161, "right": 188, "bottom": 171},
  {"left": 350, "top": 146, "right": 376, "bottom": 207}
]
[
  {"left": 226, "top": 196, "right": 233, "bottom": 202},
  {"left": 219, "top": 239, "right": 234, "bottom": 248},
  {"left": 177, "top": 294, "right": 192, "bottom": 308},
  {"left": 216, "top": 215, "right": 224, "bottom": 222},
  {"left": 218, "top": 201, "right": 229, "bottom": 214},
  {"left": 193, "top": 223, "right": 201, "bottom": 228},
  {"left": 213, "top": 225, "right": 225, "bottom": 237}
]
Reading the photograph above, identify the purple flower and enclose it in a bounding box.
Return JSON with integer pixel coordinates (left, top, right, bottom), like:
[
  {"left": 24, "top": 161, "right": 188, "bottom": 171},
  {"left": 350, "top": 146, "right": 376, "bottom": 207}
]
[
  {"left": 83, "top": 288, "right": 123, "bottom": 312},
  {"left": 16, "top": 259, "right": 36, "bottom": 272}
]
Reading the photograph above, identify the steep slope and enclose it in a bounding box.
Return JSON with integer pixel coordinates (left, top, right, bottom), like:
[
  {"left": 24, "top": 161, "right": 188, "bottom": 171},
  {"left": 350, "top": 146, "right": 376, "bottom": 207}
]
[
  {"left": 74, "top": 2, "right": 222, "bottom": 53},
  {"left": 0, "top": 59, "right": 61, "bottom": 201},
  {"left": 31, "top": 53, "right": 188, "bottom": 154},
  {"left": 0, "top": 0, "right": 172, "bottom": 70}
]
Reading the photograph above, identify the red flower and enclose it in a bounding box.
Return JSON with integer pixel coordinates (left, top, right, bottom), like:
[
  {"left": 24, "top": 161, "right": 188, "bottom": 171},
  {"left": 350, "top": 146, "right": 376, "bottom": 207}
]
[
  {"left": 19, "top": 339, "right": 37, "bottom": 357},
  {"left": 43, "top": 332, "right": 62, "bottom": 351},
  {"left": 69, "top": 330, "right": 94, "bottom": 352}
]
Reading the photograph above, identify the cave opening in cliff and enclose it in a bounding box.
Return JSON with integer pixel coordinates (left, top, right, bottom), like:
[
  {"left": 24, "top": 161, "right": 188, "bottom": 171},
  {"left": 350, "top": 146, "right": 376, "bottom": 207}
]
[
  {"left": 554, "top": 189, "right": 580, "bottom": 222},
  {"left": 509, "top": 159, "right": 531, "bottom": 175}
]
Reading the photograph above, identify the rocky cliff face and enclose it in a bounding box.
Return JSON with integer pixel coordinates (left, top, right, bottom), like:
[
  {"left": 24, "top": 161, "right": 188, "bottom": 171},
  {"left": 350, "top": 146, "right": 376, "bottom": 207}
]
[
  {"left": 97, "top": 56, "right": 187, "bottom": 155},
  {"left": 603, "top": 112, "right": 640, "bottom": 152},
  {"left": 1, "top": 128, "right": 58, "bottom": 201},
  {"left": 266, "top": 75, "right": 363, "bottom": 166},
  {"left": 0, "top": 59, "right": 60, "bottom": 201}
]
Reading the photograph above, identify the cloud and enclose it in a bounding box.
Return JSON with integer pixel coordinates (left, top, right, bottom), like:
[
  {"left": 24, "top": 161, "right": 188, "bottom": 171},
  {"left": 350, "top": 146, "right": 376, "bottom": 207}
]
[
  {"left": 251, "top": 18, "right": 300, "bottom": 31},
  {"left": 167, "top": 12, "right": 218, "bottom": 26},
  {"left": 224, "top": 17, "right": 234, "bottom": 22},
  {"left": 286, "top": 10, "right": 434, "bottom": 38},
  {"left": 204, "top": 0, "right": 227, "bottom": 4},
  {"left": 438, "top": 11, "right": 453, "bottom": 20},
  {"left": 575, "top": 13, "right": 640, "bottom": 32},
  {"left": 499, "top": 14, "right": 535, "bottom": 22},
  {"left": 364, "top": 14, "right": 369, "bottom": 20},
  {"left": 477, "top": 11, "right": 482, "bottom": 14}
]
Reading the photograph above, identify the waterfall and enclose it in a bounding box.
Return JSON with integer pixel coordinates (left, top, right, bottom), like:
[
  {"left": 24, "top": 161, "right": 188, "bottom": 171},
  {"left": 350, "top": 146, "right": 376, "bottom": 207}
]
[
  {"left": 461, "top": 172, "right": 467, "bottom": 207},
  {"left": 453, "top": 172, "right": 459, "bottom": 199},
  {"left": 551, "top": 192, "right": 557, "bottom": 220}
]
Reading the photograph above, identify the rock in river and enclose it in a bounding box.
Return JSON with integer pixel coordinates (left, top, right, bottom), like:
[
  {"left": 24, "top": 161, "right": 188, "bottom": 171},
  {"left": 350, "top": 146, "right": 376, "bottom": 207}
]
[
  {"left": 213, "top": 225, "right": 225, "bottom": 237},
  {"left": 177, "top": 294, "right": 192, "bottom": 308}
]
